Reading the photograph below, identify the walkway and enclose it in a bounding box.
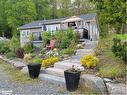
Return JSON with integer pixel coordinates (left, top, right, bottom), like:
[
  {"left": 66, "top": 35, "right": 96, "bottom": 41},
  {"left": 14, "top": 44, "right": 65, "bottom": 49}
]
[{"left": 39, "top": 40, "right": 98, "bottom": 83}]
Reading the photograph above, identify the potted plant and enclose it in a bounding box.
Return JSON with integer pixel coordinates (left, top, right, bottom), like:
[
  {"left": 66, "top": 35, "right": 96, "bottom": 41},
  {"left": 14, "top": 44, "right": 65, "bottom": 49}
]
[
  {"left": 24, "top": 54, "right": 42, "bottom": 79},
  {"left": 64, "top": 65, "right": 81, "bottom": 91}
]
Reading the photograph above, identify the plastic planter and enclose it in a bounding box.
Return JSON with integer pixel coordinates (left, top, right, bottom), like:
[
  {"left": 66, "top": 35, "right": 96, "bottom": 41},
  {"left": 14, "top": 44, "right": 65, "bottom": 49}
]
[
  {"left": 64, "top": 70, "right": 81, "bottom": 91},
  {"left": 27, "top": 63, "right": 41, "bottom": 79}
]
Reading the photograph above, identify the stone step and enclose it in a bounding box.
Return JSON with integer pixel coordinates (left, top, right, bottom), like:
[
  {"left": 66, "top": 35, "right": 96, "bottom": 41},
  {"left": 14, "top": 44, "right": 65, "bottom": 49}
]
[
  {"left": 39, "top": 74, "right": 65, "bottom": 86},
  {"left": 42, "top": 68, "right": 65, "bottom": 77},
  {"left": 54, "top": 60, "right": 84, "bottom": 71}
]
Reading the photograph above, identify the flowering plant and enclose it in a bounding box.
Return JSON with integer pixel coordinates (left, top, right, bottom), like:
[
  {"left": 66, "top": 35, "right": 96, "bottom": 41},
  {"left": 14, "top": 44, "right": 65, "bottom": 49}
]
[
  {"left": 80, "top": 55, "right": 99, "bottom": 68},
  {"left": 69, "top": 65, "right": 80, "bottom": 72},
  {"left": 42, "top": 57, "right": 59, "bottom": 67}
]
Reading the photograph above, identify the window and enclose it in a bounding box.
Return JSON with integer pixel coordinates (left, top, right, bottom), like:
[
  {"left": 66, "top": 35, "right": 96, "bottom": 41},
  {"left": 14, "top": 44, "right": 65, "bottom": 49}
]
[{"left": 21, "top": 30, "right": 30, "bottom": 37}]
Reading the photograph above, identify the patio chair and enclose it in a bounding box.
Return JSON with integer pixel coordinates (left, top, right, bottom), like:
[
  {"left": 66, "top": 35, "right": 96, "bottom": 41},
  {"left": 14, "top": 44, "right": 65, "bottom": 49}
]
[{"left": 46, "top": 39, "right": 55, "bottom": 50}]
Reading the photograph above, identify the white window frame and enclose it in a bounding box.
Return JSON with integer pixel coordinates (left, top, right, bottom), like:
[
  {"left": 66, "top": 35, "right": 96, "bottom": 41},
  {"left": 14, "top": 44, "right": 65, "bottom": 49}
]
[{"left": 21, "top": 30, "right": 30, "bottom": 37}]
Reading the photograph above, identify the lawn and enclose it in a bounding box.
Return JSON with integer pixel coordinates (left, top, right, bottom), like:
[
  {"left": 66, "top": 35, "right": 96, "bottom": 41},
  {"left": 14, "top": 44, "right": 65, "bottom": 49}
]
[{"left": 95, "top": 33, "right": 126, "bottom": 82}]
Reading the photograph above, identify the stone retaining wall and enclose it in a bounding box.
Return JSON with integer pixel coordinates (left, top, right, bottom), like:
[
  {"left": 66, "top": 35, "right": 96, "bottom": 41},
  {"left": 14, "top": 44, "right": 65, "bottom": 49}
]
[{"left": 0, "top": 55, "right": 126, "bottom": 95}]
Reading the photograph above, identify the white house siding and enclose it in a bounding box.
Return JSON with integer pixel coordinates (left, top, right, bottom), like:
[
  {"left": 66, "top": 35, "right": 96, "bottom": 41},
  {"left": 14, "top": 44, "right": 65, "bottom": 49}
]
[
  {"left": 45, "top": 24, "right": 61, "bottom": 31},
  {"left": 20, "top": 28, "right": 42, "bottom": 47}
]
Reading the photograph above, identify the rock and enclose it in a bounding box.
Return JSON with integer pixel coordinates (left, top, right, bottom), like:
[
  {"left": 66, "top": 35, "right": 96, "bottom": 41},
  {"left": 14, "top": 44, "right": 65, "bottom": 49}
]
[
  {"left": 80, "top": 74, "right": 108, "bottom": 95},
  {"left": 103, "top": 78, "right": 113, "bottom": 83},
  {"left": 13, "top": 61, "right": 26, "bottom": 69},
  {"left": 106, "top": 83, "right": 126, "bottom": 95},
  {"left": 21, "top": 66, "right": 28, "bottom": 74},
  {"left": 76, "top": 44, "right": 84, "bottom": 49}
]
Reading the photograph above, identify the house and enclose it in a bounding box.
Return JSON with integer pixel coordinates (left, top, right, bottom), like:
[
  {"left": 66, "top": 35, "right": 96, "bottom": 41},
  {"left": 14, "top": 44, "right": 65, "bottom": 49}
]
[{"left": 18, "top": 13, "right": 100, "bottom": 47}]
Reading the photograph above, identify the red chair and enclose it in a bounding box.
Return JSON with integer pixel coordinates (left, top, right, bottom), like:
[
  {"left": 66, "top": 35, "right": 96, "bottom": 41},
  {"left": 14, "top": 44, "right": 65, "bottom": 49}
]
[{"left": 46, "top": 39, "right": 55, "bottom": 50}]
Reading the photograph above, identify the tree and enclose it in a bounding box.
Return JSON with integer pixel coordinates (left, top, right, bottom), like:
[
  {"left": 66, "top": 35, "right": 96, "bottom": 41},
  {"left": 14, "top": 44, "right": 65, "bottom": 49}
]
[
  {"left": 32, "top": 0, "right": 51, "bottom": 20},
  {"left": 6, "top": 0, "right": 37, "bottom": 36},
  {"left": 91, "top": 0, "right": 126, "bottom": 35},
  {"left": 0, "top": 0, "right": 11, "bottom": 37},
  {"left": 72, "top": 0, "right": 95, "bottom": 15}
]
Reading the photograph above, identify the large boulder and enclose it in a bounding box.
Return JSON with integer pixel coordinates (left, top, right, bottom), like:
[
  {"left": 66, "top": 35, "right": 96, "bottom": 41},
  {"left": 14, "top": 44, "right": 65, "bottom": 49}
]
[
  {"left": 80, "top": 74, "right": 108, "bottom": 95},
  {"left": 13, "top": 61, "right": 26, "bottom": 69},
  {"left": 21, "top": 66, "right": 28, "bottom": 74},
  {"left": 106, "top": 83, "right": 126, "bottom": 95}
]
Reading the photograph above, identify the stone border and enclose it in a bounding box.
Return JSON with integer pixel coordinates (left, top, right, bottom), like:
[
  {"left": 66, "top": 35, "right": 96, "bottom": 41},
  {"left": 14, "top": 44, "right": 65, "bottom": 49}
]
[{"left": 0, "top": 55, "right": 126, "bottom": 95}]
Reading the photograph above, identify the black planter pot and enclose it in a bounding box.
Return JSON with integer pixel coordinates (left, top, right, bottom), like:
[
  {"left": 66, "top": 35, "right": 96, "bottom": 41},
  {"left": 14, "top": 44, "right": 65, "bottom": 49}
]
[
  {"left": 27, "top": 63, "right": 41, "bottom": 79},
  {"left": 64, "top": 70, "right": 81, "bottom": 91}
]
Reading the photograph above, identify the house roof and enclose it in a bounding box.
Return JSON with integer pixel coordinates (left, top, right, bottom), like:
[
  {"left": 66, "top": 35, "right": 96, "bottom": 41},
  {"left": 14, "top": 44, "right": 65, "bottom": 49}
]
[{"left": 18, "top": 13, "right": 96, "bottom": 30}]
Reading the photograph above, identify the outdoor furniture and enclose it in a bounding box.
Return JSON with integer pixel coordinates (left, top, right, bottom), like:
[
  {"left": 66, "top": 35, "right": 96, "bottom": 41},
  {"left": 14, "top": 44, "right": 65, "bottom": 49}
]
[{"left": 46, "top": 39, "right": 55, "bottom": 50}]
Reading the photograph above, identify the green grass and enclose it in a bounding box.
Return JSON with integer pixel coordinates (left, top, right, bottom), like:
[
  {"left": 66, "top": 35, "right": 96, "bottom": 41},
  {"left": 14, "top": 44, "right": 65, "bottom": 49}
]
[
  {"left": 95, "top": 33, "right": 127, "bottom": 80},
  {"left": 69, "top": 85, "right": 99, "bottom": 95},
  {"left": 0, "top": 60, "right": 41, "bottom": 84}
]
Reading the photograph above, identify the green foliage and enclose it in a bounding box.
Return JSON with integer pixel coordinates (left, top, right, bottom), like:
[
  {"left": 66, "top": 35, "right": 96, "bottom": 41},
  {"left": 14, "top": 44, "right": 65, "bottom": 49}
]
[
  {"left": 80, "top": 55, "right": 99, "bottom": 68},
  {"left": 0, "top": 41, "right": 11, "bottom": 54},
  {"left": 112, "top": 35, "right": 127, "bottom": 63},
  {"left": 61, "top": 28, "right": 77, "bottom": 49},
  {"left": 5, "top": 52, "right": 16, "bottom": 59},
  {"left": 23, "top": 42, "right": 34, "bottom": 53},
  {"left": 54, "top": 31, "right": 64, "bottom": 48},
  {"left": 42, "top": 31, "right": 52, "bottom": 47},
  {"left": 61, "top": 41, "right": 77, "bottom": 56},
  {"left": 28, "top": 33, "right": 34, "bottom": 41},
  {"left": 9, "top": 36, "right": 20, "bottom": 52},
  {"left": 98, "top": 63, "right": 126, "bottom": 79},
  {"left": 6, "top": 0, "right": 37, "bottom": 35},
  {"left": 93, "top": 0, "right": 126, "bottom": 34},
  {"left": 32, "top": 0, "right": 51, "bottom": 19},
  {"left": 32, "top": 57, "right": 41, "bottom": 64}
]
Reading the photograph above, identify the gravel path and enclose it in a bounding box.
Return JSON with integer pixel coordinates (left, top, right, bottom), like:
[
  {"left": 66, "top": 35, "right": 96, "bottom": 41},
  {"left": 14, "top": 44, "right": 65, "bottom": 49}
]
[{"left": 0, "top": 64, "right": 70, "bottom": 95}]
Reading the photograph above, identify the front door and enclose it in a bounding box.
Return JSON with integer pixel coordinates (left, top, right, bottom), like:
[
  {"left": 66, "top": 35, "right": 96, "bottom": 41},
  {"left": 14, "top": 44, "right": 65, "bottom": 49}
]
[{"left": 83, "top": 29, "right": 89, "bottom": 39}]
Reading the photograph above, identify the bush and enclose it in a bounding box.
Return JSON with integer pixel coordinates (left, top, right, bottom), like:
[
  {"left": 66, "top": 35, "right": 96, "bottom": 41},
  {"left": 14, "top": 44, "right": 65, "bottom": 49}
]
[
  {"left": 32, "top": 57, "right": 41, "bottom": 64},
  {"left": 54, "top": 31, "right": 64, "bottom": 48},
  {"left": 9, "top": 36, "right": 20, "bottom": 52},
  {"left": 98, "top": 63, "right": 126, "bottom": 79},
  {"left": 0, "top": 41, "right": 11, "bottom": 54},
  {"left": 42, "top": 57, "right": 59, "bottom": 67},
  {"left": 61, "top": 28, "right": 77, "bottom": 49},
  {"left": 60, "top": 41, "right": 77, "bottom": 56},
  {"left": 23, "top": 53, "right": 32, "bottom": 63},
  {"left": 15, "top": 48, "right": 24, "bottom": 59},
  {"left": 61, "top": 48, "right": 75, "bottom": 56},
  {"left": 5, "top": 52, "right": 16, "bottom": 59},
  {"left": 80, "top": 55, "right": 99, "bottom": 68},
  {"left": 42, "top": 31, "right": 51, "bottom": 47},
  {"left": 112, "top": 34, "right": 127, "bottom": 63},
  {"left": 23, "top": 42, "right": 34, "bottom": 53}
]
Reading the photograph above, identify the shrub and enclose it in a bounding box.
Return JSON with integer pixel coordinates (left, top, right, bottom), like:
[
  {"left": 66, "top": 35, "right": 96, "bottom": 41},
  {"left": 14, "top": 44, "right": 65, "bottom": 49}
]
[
  {"left": 60, "top": 41, "right": 77, "bottom": 56},
  {"left": 28, "top": 33, "right": 34, "bottom": 41},
  {"left": 0, "top": 41, "right": 11, "bottom": 54},
  {"left": 42, "top": 57, "right": 59, "bottom": 67},
  {"left": 5, "top": 52, "right": 16, "bottom": 59},
  {"left": 23, "top": 53, "right": 32, "bottom": 63},
  {"left": 61, "top": 48, "right": 75, "bottom": 56},
  {"left": 61, "top": 28, "right": 77, "bottom": 49},
  {"left": 32, "top": 57, "right": 41, "bottom": 64},
  {"left": 98, "top": 63, "right": 126, "bottom": 79},
  {"left": 15, "top": 48, "right": 24, "bottom": 59},
  {"left": 23, "top": 42, "right": 34, "bottom": 53},
  {"left": 9, "top": 36, "right": 20, "bottom": 52},
  {"left": 80, "top": 55, "right": 99, "bottom": 68},
  {"left": 54, "top": 31, "right": 64, "bottom": 49},
  {"left": 42, "top": 31, "right": 51, "bottom": 47},
  {"left": 112, "top": 34, "right": 127, "bottom": 63}
]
